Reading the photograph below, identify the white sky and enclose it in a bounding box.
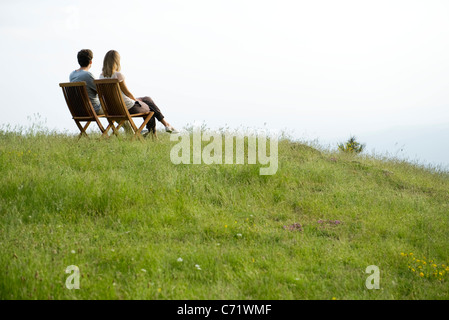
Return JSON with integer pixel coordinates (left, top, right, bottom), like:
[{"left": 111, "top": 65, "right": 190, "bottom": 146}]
[{"left": 1, "top": 0, "right": 448, "bottom": 168}]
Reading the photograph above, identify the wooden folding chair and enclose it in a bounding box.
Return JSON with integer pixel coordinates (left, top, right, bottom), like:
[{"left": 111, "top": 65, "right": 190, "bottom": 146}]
[
  {"left": 59, "top": 81, "right": 110, "bottom": 138},
  {"left": 94, "top": 79, "right": 154, "bottom": 141}
]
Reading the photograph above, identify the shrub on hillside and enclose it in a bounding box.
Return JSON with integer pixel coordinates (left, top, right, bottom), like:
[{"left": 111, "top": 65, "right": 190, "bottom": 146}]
[{"left": 338, "top": 136, "right": 365, "bottom": 154}]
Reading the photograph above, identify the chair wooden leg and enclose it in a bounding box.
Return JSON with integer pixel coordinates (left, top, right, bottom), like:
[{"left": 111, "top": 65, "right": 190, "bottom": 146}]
[
  {"left": 108, "top": 120, "right": 121, "bottom": 137},
  {"left": 133, "top": 112, "right": 154, "bottom": 141},
  {"left": 138, "top": 113, "right": 153, "bottom": 132},
  {"left": 100, "top": 115, "right": 156, "bottom": 142},
  {"left": 75, "top": 121, "right": 90, "bottom": 139},
  {"left": 82, "top": 122, "right": 91, "bottom": 133},
  {"left": 122, "top": 121, "right": 133, "bottom": 135},
  {"left": 96, "top": 119, "right": 106, "bottom": 134},
  {"left": 128, "top": 120, "right": 143, "bottom": 141},
  {"left": 101, "top": 122, "right": 113, "bottom": 138},
  {"left": 116, "top": 121, "right": 126, "bottom": 132}
]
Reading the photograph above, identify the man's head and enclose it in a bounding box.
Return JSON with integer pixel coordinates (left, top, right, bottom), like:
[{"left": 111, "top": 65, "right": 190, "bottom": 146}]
[{"left": 77, "top": 49, "right": 93, "bottom": 68}]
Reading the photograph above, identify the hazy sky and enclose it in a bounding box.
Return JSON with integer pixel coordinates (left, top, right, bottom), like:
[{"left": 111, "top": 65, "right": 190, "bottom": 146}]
[{"left": 1, "top": 0, "right": 448, "bottom": 168}]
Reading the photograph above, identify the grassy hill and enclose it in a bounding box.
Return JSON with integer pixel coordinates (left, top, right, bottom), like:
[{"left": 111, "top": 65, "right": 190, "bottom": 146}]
[{"left": 0, "top": 129, "right": 448, "bottom": 299}]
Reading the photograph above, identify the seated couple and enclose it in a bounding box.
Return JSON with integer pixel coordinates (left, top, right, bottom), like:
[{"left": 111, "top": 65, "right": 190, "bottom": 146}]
[{"left": 69, "top": 49, "right": 177, "bottom": 135}]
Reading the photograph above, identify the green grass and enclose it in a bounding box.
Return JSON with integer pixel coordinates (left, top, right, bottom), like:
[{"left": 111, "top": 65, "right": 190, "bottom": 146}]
[{"left": 0, "top": 128, "right": 448, "bottom": 300}]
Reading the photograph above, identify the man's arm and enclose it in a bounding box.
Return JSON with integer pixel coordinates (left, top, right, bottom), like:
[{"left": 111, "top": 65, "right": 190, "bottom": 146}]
[{"left": 86, "top": 72, "right": 98, "bottom": 93}]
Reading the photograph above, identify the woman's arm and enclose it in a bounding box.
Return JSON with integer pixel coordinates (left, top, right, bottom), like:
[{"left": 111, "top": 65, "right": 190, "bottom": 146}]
[{"left": 119, "top": 80, "right": 136, "bottom": 101}]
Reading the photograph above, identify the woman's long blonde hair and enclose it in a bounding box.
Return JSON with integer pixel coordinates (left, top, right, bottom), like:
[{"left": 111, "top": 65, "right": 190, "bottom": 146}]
[{"left": 102, "top": 50, "right": 121, "bottom": 78}]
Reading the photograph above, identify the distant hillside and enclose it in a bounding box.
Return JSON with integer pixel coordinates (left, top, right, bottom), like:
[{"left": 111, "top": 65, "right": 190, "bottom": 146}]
[{"left": 359, "top": 122, "right": 449, "bottom": 170}]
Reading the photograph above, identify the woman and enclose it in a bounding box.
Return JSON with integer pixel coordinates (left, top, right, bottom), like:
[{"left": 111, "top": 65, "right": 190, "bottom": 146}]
[{"left": 99, "top": 50, "right": 177, "bottom": 135}]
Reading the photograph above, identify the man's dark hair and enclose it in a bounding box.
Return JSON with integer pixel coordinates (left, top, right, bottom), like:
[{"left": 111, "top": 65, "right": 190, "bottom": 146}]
[{"left": 77, "top": 49, "right": 93, "bottom": 67}]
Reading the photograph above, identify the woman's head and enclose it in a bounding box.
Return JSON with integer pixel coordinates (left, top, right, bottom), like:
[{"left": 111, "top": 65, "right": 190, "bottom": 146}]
[{"left": 102, "top": 50, "right": 121, "bottom": 77}]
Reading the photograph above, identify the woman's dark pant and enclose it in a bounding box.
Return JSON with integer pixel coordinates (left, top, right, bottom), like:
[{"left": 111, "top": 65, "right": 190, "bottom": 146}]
[{"left": 128, "top": 96, "right": 164, "bottom": 133}]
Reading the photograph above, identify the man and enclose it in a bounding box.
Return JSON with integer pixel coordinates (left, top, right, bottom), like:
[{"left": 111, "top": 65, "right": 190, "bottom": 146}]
[{"left": 69, "top": 49, "right": 103, "bottom": 114}]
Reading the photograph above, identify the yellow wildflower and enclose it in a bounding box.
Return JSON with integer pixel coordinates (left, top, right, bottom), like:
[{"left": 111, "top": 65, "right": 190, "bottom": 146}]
[{"left": 419, "top": 272, "right": 424, "bottom": 277}]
